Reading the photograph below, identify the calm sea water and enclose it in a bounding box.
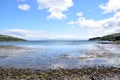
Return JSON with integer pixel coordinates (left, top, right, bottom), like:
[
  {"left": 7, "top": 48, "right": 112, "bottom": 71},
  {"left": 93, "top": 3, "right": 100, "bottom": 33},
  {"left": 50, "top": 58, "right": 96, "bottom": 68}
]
[{"left": 0, "top": 40, "right": 120, "bottom": 70}]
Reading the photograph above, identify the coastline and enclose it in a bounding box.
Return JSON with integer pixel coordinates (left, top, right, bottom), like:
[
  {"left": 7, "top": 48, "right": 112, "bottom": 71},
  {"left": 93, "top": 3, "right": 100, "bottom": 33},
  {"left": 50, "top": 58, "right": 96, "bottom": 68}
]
[{"left": 0, "top": 41, "right": 120, "bottom": 80}]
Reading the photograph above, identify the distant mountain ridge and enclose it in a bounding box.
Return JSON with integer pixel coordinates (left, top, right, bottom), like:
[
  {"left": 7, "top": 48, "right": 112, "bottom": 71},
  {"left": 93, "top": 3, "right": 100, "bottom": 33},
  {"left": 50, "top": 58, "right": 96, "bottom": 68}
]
[
  {"left": 89, "top": 33, "right": 120, "bottom": 41},
  {"left": 0, "top": 34, "right": 26, "bottom": 41}
]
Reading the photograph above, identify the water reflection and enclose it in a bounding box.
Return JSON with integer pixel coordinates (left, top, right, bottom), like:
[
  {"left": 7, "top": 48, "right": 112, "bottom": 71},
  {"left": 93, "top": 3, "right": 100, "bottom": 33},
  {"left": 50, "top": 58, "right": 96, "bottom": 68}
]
[{"left": 0, "top": 41, "right": 120, "bottom": 70}]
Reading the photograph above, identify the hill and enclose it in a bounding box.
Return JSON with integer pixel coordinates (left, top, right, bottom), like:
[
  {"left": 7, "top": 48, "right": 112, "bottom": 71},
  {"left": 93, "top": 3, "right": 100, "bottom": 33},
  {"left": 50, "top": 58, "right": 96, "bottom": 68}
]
[
  {"left": 89, "top": 33, "right": 120, "bottom": 41},
  {"left": 0, "top": 34, "right": 26, "bottom": 41}
]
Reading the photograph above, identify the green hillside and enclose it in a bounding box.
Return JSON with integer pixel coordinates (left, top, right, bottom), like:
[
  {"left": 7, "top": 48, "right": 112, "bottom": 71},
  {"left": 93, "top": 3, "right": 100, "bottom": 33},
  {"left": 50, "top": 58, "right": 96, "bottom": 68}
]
[
  {"left": 0, "top": 34, "right": 26, "bottom": 41},
  {"left": 89, "top": 33, "right": 120, "bottom": 41}
]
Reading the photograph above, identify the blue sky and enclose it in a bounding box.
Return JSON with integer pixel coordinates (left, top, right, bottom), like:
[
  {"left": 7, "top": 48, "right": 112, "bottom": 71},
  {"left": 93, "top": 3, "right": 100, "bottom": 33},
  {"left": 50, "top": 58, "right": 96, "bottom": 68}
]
[{"left": 0, "top": 0, "right": 120, "bottom": 40}]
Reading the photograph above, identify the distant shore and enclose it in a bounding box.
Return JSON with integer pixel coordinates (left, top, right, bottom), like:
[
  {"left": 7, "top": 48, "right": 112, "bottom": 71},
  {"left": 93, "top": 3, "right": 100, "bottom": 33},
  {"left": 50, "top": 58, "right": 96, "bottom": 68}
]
[{"left": 0, "top": 66, "right": 120, "bottom": 80}]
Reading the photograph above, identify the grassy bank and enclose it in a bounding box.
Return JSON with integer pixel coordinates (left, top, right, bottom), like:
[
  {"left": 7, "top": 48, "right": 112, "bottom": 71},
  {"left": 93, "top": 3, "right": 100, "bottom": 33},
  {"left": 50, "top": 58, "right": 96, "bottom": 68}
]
[{"left": 0, "top": 66, "right": 120, "bottom": 80}]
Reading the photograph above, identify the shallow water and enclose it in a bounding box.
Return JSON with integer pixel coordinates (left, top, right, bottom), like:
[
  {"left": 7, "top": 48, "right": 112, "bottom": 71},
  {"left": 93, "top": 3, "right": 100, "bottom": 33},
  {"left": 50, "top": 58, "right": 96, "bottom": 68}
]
[{"left": 0, "top": 40, "right": 120, "bottom": 70}]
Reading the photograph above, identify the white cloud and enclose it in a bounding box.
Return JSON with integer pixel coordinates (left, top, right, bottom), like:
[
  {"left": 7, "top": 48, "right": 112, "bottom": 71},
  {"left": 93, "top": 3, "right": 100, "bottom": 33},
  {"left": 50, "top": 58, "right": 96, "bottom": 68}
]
[
  {"left": 68, "top": 21, "right": 76, "bottom": 25},
  {"left": 0, "top": 29, "right": 90, "bottom": 40},
  {"left": 37, "top": 0, "right": 73, "bottom": 20},
  {"left": 100, "top": 0, "right": 120, "bottom": 13},
  {"left": 18, "top": 4, "right": 30, "bottom": 11},
  {"left": 76, "top": 12, "right": 83, "bottom": 16},
  {"left": 68, "top": 12, "right": 120, "bottom": 36}
]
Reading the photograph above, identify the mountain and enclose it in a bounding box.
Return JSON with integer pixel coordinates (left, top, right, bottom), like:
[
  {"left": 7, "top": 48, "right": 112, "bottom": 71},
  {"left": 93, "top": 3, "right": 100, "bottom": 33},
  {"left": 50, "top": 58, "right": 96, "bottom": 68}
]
[
  {"left": 89, "top": 33, "right": 120, "bottom": 41},
  {"left": 0, "top": 34, "right": 26, "bottom": 41}
]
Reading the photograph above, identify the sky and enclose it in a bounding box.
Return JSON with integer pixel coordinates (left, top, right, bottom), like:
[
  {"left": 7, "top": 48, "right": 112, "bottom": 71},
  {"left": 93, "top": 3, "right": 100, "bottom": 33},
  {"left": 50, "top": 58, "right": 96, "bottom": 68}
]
[{"left": 0, "top": 0, "right": 120, "bottom": 40}]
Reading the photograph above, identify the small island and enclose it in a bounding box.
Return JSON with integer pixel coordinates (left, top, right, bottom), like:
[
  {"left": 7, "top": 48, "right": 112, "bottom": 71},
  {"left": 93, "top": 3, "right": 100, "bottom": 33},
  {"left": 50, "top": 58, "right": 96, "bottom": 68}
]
[{"left": 0, "top": 34, "right": 26, "bottom": 42}]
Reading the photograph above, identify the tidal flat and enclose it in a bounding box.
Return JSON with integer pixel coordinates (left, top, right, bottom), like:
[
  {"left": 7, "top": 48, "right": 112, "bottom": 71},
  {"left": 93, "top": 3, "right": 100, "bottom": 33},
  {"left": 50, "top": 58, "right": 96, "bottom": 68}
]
[{"left": 0, "top": 41, "right": 120, "bottom": 79}]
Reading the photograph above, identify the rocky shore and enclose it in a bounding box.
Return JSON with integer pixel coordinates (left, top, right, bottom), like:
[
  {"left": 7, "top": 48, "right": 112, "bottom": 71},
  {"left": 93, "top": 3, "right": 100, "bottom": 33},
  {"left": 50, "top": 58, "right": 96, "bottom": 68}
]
[{"left": 0, "top": 66, "right": 120, "bottom": 80}]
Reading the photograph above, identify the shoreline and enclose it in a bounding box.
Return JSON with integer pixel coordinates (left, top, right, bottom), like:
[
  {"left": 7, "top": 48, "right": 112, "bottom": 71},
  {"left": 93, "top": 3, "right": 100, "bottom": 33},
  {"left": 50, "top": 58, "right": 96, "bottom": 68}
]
[
  {"left": 0, "top": 42, "right": 120, "bottom": 80},
  {"left": 0, "top": 66, "right": 120, "bottom": 80}
]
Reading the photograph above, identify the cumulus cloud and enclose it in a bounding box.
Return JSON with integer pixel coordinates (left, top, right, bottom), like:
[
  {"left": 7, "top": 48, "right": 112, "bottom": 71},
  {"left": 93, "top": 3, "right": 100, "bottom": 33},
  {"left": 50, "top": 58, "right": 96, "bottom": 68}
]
[
  {"left": 100, "top": 0, "right": 120, "bottom": 13},
  {"left": 18, "top": 4, "right": 30, "bottom": 11},
  {"left": 68, "top": 12, "right": 120, "bottom": 36},
  {"left": 37, "top": 0, "right": 73, "bottom": 20},
  {"left": 68, "top": 0, "right": 120, "bottom": 37}
]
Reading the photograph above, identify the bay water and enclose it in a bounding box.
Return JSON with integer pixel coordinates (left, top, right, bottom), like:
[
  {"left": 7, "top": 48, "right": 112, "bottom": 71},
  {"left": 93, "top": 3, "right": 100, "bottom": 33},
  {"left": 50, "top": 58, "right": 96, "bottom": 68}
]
[{"left": 0, "top": 40, "right": 120, "bottom": 70}]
